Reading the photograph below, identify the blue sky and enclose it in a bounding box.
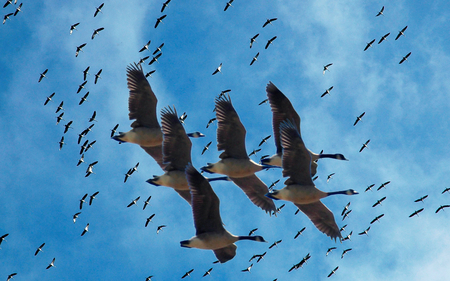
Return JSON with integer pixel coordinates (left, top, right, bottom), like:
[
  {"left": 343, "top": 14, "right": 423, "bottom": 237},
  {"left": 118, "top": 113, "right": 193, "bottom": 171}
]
[{"left": 1, "top": 0, "right": 450, "bottom": 280}]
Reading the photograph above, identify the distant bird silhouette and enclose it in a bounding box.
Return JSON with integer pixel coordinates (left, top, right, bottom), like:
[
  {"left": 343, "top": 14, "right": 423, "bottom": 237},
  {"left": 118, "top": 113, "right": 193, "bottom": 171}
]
[
  {"left": 263, "top": 18, "right": 277, "bottom": 27},
  {"left": 364, "top": 39, "right": 375, "bottom": 51},
  {"left": 399, "top": 52, "right": 411, "bottom": 64},
  {"left": 77, "top": 81, "right": 87, "bottom": 93},
  {"left": 55, "top": 101, "right": 64, "bottom": 114},
  {"left": 58, "top": 136, "right": 65, "bottom": 150},
  {"left": 442, "top": 187, "right": 450, "bottom": 194},
  {"left": 409, "top": 208, "right": 424, "bottom": 218},
  {"left": 342, "top": 209, "right": 352, "bottom": 220},
  {"left": 203, "top": 268, "right": 213, "bottom": 277},
  {"left": 326, "top": 173, "right": 335, "bottom": 183},
  {"left": 85, "top": 161, "right": 98, "bottom": 177},
  {"left": 321, "top": 86, "right": 334, "bottom": 98},
  {"left": 269, "top": 239, "right": 282, "bottom": 249},
  {"left": 258, "top": 135, "right": 271, "bottom": 147},
  {"left": 79, "top": 193, "right": 88, "bottom": 209},
  {"left": 359, "top": 139, "right": 370, "bottom": 152},
  {"left": 83, "top": 66, "right": 90, "bottom": 80},
  {"left": 378, "top": 32, "right": 390, "bottom": 44},
  {"left": 370, "top": 214, "right": 384, "bottom": 224},
  {"left": 372, "top": 196, "right": 386, "bottom": 207},
  {"left": 79, "top": 92, "right": 89, "bottom": 105},
  {"left": 258, "top": 99, "right": 268, "bottom": 105},
  {"left": 91, "top": 27, "right": 104, "bottom": 39},
  {"left": 241, "top": 263, "right": 253, "bottom": 273},
  {"left": 377, "top": 181, "right": 390, "bottom": 190},
  {"left": 44, "top": 92, "right": 55, "bottom": 105},
  {"left": 3, "top": 13, "right": 13, "bottom": 24},
  {"left": 127, "top": 196, "right": 140, "bottom": 207},
  {"left": 13, "top": 2, "right": 22, "bottom": 16},
  {"left": 358, "top": 226, "right": 371, "bottom": 236},
  {"left": 46, "top": 258, "right": 56, "bottom": 269},
  {"left": 143, "top": 195, "right": 151, "bottom": 210},
  {"left": 161, "top": 0, "right": 171, "bottom": 12},
  {"left": 202, "top": 141, "right": 212, "bottom": 155},
  {"left": 38, "top": 69, "right": 48, "bottom": 82},
  {"left": 224, "top": 0, "right": 233, "bottom": 11},
  {"left": 148, "top": 53, "right": 162, "bottom": 65},
  {"left": 328, "top": 266, "right": 339, "bottom": 278},
  {"left": 155, "top": 14, "right": 167, "bottom": 28},
  {"left": 250, "top": 33, "right": 259, "bottom": 48},
  {"left": 94, "top": 3, "right": 104, "bottom": 17},
  {"left": 182, "top": 269, "right": 194, "bottom": 279},
  {"left": 206, "top": 118, "right": 216, "bottom": 128},
  {"left": 326, "top": 247, "right": 336, "bottom": 256},
  {"left": 340, "top": 224, "right": 347, "bottom": 232},
  {"left": 110, "top": 124, "right": 119, "bottom": 138},
  {"left": 124, "top": 168, "right": 133, "bottom": 183},
  {"left": 77, "top": 154, "right": 84, "bottom": 166},
  {"left": 94, "top": 69, "right": 102, "bottom": 84},
  {"left": 248, "top": 148, "right": 261, "bottom": 157},
  {"left": 414, "top": 195, "right": 428, "bottom": 203},
  {"left": 212, "top": 63, "right": 222, "bottom": 75},
  {"left": 70, "top": 22, "right": 79, "bottom": 34},
  {"left": 323, "top": 63, "right": 332, "bottom": 74},
  {"left": 365, "top": 184, "right": 375, "bottom": 192},
  {"left": 395, "top": 26, "right": 408, "bottom": 40},
  {"left": 88, "top": 111, "right": 97, "bottom": 122},
  {"left": 35, "top": 242, "right": 45, "bottom": 256},
  {"left": 0, "top": 233, "right": 9, "bottom": 248},
  {"left": 436, "top": 205, "right": 450, "bottom": 213},
  {"left": 145, "top": 70, "right": 156, "bottom": 78},
  {"left": 342, "top": 231, "right": 353, "bottom": 241},
  {"left": 341, "top": 248, "right": 352, "bottom": 259},
  {"left": 6, "top": 273, "right": 17, "bottom": 281},
  {"left": 75, "top": 43, "right": 87, "bottom": 57},
  {"left": 156, "top": 225, "right": 166, "bottom": 234},
  {"left": 353, "top": 112, "right": 365, "bottom": 126},
  {"left": 153, "top": 43, "right": 164, "bottom": 55},
  {"left": 139, "top": 40, "right": 151, "bottom": 52},
  {"left": 250, "top": 52, "right": 259, "bottom": 65},
  {"left": 376, "top": 6, "right": 384, "bottom": 16},
  {"left": 341, "top": 202, "right": 351, "bottom": 216},
  {"left": 145, "top": 214, "right": 155, "bottom": 227},
  {"left": 3, "top": 0, "right": 12, "bottom": 8},
  {"left": 73, "top": 212, "right": 81, "bottom": 223},
  {"left": 89, "top": 191, "right": 99, "bottom": 205},
  {"left": 265, "top": 36, "right": 277, "bottom": 49},
  {"left": 248, "top": 228, "right": 258, "bottom": 236},
  {"left": 81, "top": 223, "right": 89, "bottom": 236},
  {"left": 294, "top": 227, "right": 306, "bottom": 239}
]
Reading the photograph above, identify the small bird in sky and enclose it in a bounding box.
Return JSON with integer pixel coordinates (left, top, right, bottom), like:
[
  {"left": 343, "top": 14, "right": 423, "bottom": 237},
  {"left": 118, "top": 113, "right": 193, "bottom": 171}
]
[
  {"left": 341, "top": 202, "right": 351, "bottom": 216},
  {"left": 155, "top": 14, "right": 167, "bottom": 28},
  {"left": 201, "top": 141, "right": 212, "bottom": 155},
  {"left": 250, "top": 33, "right": 259, "bottom": 48},
  {"left": 55, "top": 101, "right": 64, "bottom": 114},
  {"left": 241, "top": 263, "right": 253, "bottom": 272},
  {"left": 85, "top": 161, "right": 98, "bottom": 177},
  {"left": 13, "top": 3, "right": 22, "bottom": 17},
  {"left": 323, "top": 63, "right": 332, "bottom": 74},
  {"left": 263, "top": 18, "right": 277, "bottom": 27},
  {"left": 258, "top": 98, "right": 268, "bottom": 105},
  {"left": 143, "top": 195, "right": 151, "bottom": 210},
  {"left": 91, "top": 27, "right": 104, "bottom": 39},
  {"left": 88, "top": 111, "right": 97, "bottom": 123},
  {"left": 63, "top": 120, "right": 73, "bottom": 134},
  {"left": 58, "top": 136, "right": 65, "bottom": 150},
  {"left": 46, "top": 258, "right": 56, "bottom": 269},
  {"left": 342, "top": 209, "right": 352, "bottom": 220},
  {"left": 79, "top": 193, "right": 88, "bottom": 210},
  {"left": 364, "top": 39, "right": 375, "bottom": 51},
  {"left": 83, "top": 66, "right": 90, "bottom": 80},
  {"left": 248, "top": 228, "right": 258, "bottom": 236},
  {"left": 81, "top": 223, "right": 89, "bottom": 236},
  {"left": 70, "top": 22, "right": 79, "bottom": 34},
  {"left": 6, "top": 273, "right": 17, "bottom": 281},
  {"left": 153, "top": 43, "right": 164, "bottom": 55},
  {"left": 3, "top": 13, "right": 13, "bottom": 24},
  {"left": 94, "top": 3, "right": 104, "bottom": 17},
  {"left": 258, "top": 135, "right": 271, "bottom": 147},
  {"left": 326, "top": 247, "right": 336, "bottom": 256},
  {"left": 73, "top": 212, "right": 81, "bottom": 223},
  {"left": 353, "top": 112, "right": 366, "bottom": 126},
  {"left": 110, "top": 124, "right": 119, "bottom": 138},
  {"left": 127, "top": 196, "right": 140, "bottom": 207},
  {"left": 358, "top": 226, "right": 371, "bottom": 236},
  {"left": 3, "top": 0, "right": 12, "bottom": 8},
  {"left": 294, "top": 227, "right": 306, "bottom": 239},
  {"left": 181, "top": 269, "right": 194, "bottom": 279},
  {"left": 77, "top": 154, "right": 84, "bottom": 166},
  {"left": 206, "top": 118, "right": 216, "bottom": 128},
  {"left": 269, "top": 239, "right": 282, "bottom": 249},
  {"left": 395, "top": 26, "right": 408, "bottom": 40},
  {"left": 94, "top": 69, "right": 102, "bottom": 84},
  {"left": 156, "top": 225, "right": 166, "bottom": 234},
  {"left": 212, "top": 63, "right": 222, "bottom": 75},
  {"left": 370, "top": 214, "right": 385, "bottom": 224},
  {"left": 75, "top": 43, "right": 87, "bottom": 57},
  {"left": 145, "top": 70, "right": 156, "bottom": 78},
  {"left": 148, "top": 53, "right": 162, "bottom": 65},
  {"left": 139, "top": 40, "right": 151, "bottom": 52},
  {"left": 250, "top": 52, "right": 259, "bottom": 65},
  {"left": 35, "top": 242, "right": 45, "bottom": 256},
  {"left": 138, "top": 56, "right": 149, "bottom": 65},
  {"left": 145, "top": 214, "right": 155, "bottom": 227},
  {"left": 436, "top": 205, "right": 450, "bottom": 213},
  {"left": 399, "top": 52, "right": 411, "bottom": 64},
  {"left": 79, "top": 92, "right": 90, "bottom": 105},
  {"left": 378, "top": 32, "right": 390, "bottom": 44},
  {"left": 248, "top": 148, "right": 261, "bottom": 157},
  {"left": 44, "top": 92, "right": 55, "bottom": 105},
  {"left": 340, "top": 224, "right": 347, "bottom": 232},
  {"left": 377, "top": 181, "right": 391, "bottom": 191},
  {"left": 124, "top": 168, "right": 133, "bottom": 183},
  {"left": 224, "top": 0, "right": 233, "bottom": 11},
  {"left": 327, "top": 173, "right": 335, "bottom": 183},
  {"left": 409, "top": 208, "right": 424, "bottom": 218},
  {"left": 161, "top": 0, "right": 171, "bottom": 13},
  {"left": 265, "top": 36, "right": 277, "bottom": 49},
  {"left": 179, "top": 112, "right": 188, "bottom": 123},
  {"left": 77, "top": 81, "right": 87, "bottom": 93},
  {"left": 414, "top": 195, "right": 428, "bottom": 203},
  {"left": 342, "top": 231, "right": 353, "bottom": 241},
  {"left": 341, "top": 248, "right": 352, "bottom": 259},
  {"left": 365, "top": 184, "right": 375, "bottom": 192},
  {"left": 376, "top": 6, "right": 384, "bottom": 17},
  {"left": 442, "top": 187, "right": 450, "bottom": 194},
  {"left": 38, "top": 69, "right": 48, "bottom": 82},
  {"left": 268, "top": 179, "right": 280, "bottom": 191},
  {"left": 328, "top": 266, "right": 339, "bottom": 278},
  {"left": 203, "top": 268, "right": 213, "bottom": 277},
  {"left": 359, "top": 139, "right": 370, "bottom": 152},
  {"left": 89, "top": 191, "right": 99, "bottom": 205},
  {"left": 372, "top": 196, "right": 386, "bottom": 207},
  {"left": 321, "top": 86, "right": 334, "bottom": 97}
]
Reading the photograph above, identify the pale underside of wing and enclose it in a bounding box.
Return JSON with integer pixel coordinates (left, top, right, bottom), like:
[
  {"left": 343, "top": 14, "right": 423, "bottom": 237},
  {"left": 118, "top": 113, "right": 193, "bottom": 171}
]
[
  {"left": 127, "top": 63, "right": 160, "bottom": 128},
  {"left": 279, "top": 121, "right": 314, "bottom": 186},
  {"left": 185, "top": 165, "right": 224, "bottom": 235},
  {"left": 215, "top": 95, "right": 248, "bottom": 159},
  {"left": 140, "top": 145, "right": 166, "bottom": 170},
  {"left": 213, "top": 244, "right": 237, "bottom": 263},
  {"left": 266, "top": 81, "right": 301, "bottom": 154},
  {"left": 161, "top": 107, "right": 192, "bottom": 171},
  {"left": 230, "top": 174, "right": 276, "bottom": 213},
  {"left": 295, "top": 201, "right": 341, "bottom": 240}
]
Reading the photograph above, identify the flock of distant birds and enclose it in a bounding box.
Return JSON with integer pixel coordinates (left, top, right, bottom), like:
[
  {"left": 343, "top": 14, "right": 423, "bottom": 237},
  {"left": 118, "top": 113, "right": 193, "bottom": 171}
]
[{"left": 2, "top": 2, "right": 449, "bottom": 280}]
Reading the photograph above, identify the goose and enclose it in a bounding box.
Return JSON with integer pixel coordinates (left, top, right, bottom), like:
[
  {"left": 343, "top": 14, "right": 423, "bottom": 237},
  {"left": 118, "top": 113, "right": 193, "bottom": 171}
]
[
  {"left": 94, "top": 3, "right": 104, "bottom": 17},
  {"left": 359, "top": 139, "right": 370, "bottom": 152},
  {"left": 341, "top": 202, "right": 351, "bottom": 216},
  {"left": 80, "top": 140, "right": 89, "bottom": 154},
  {"left": 248, "top": 228, "right": 258, "bottom": 236},
  {"left": 156, "top": 225, "right": 166, "bottom": 234},
  {"left": 327, "top": 173, "right": 335, "bottom": 183},
  {"left": 81, "top": 223, "right": 89, "bottom": 236},
  {"left": 56, "top": 112, "right": 64, "bottom": 124},
  {"left": 58, "top": 136, "right": 65, "bottom": 150},
  {"left": 3, "top": 12, "right": 13, "bottom": 24},
  {"left": 94, "top": 69, "right": 102, "bottom": 84},
  {"left": 212, "top": 63, "right": 222, "bottom": 75},
  {"left": 203, "top": 268, "right": 213, "bottom": 277},
  {"left": 0, "top": 233, "right": 8, "bottom": 248},
  {"left": 179, "top": 111, "right": 188, "bottom": 123},
  {"left": 34, "top": 243, "right": 45, "bottom": 255},
  {"left": 261, "top": 82, "right": 348, "bottom": 175},
  {"left": 145, "top": 214, "right": 155, "bottom": 227},
  {"left": 326, "top": 247, "right": 336, "bottom": 256},
  {"left": 154, "top": 14, "right": 166, "bottom": 28},
  {"left": 143, "top": 195, "right": 151, "bottom": 210},
  {"left": 77, "top": 154, "right": 84, "bottom": 166},
  {"left": 146, "top": 70, "right": 156, "bottom": 78},
  {"left": 200, "top": 94, "right": 276, "bottom": 213},
  {"left": 6, "top": 273, "right": 16, "bottom": 281},
  {"left": 206, "top": 118, "right": 216, "bottom": 128},
  {"left": 377, "top": 181, "right": 390, "bottom": 190},
  {"left": 250, "top": 33, "right": 259, "bottom": 48},
  {"left": 442, "top": 187, "right": 450, "bottom": 194},
  {"left": 268, "top": 179, "right": 280, "bottom": 190},
  {"left": 82, "top": 66, "right": 90, "bottom": 80},
  {"left": 399, "top": 52, "right": 411, "bottom": 64},
  {"left": 395, "top": 26, "right": 408, "bottom": 40},
  {"left": 376, "top": 6, "right": 384, "bottom": 17},
  {"left": 70, "top": 22, "right": 79, "bottom": 34},
  {"left": 181, "top": 164, "right": 267, "bottom": 263},
  {"left": 364, "top": 39, "right": 375, "bottom": 51},
  {"left": 250, "top": 52, "right": 259, "bottom": 65},
  {"left": 3, "top": 0, "right": 12, "bottom": 8},
  {"left": 258, "top": 135, "right": 271, "bottom": 147},
  {"left": 224, "top": 0, "right": 233, "bottom": 11},
  {"left": 148, "top": 53, "right": 162, "bottom": 65},
  {"left": 294, "top": 227, "right": 306, "bottom": 239},
  {"left": 256, "top": 251, "right": 266, "bottom": 262},
  {"left": 88, "top": 111, "right": 97, "bottom": 122},
  {"left": 139, "top": 40, "right": 151, "bottom": 52},
  {"left": 124, "top": 168, "right": 132, "bottom": 183},
  {"left": 89, "top": 191, "right": 99, "bottom": 205},
  {"left": 85, "top": 161, "right": 98, "bottom": 177},
  {"left": 153, "top": 43, "right": 164, "bottom": 55},
  {"left": 241, "top": 264, "right": 253, "bottom": 273},
  {"left": 91, "top": 27, "right": 104, "bottom": 40},
  {"left": 341, "top": 248, "right": 352, "bottom": 259},
  {"left": 353, "top": 112, "right": 365, "bottom": 126},
  {"left": 268, "top": 239, "right": 282, "bottom": 249},
  {"left": 327, "top": 266, "right": 339, "bottom": 278},
  {"left": 127, "top": 196, "right": 140, "bottom": 207},
  {"left": 370, "top": 214, "right": 384, "bottom": 224},
  {"left": 266, "top": 120, "right": 358, "bottom": 240},
  {"left": 436, "top": 205, "right": 450, "bottom": 213},
  {"left": 112, "top": 63, "right": 165, "bottom": 169},
  {"left": 38, "top": 69, "right": 48, "bottom": 83},
  {"left": 75, "top": 43, "right": 87, "bottom": 57},
  {"left": 342, "top": 230, "right": 353, "bottom": 241},
  {"left": 378, "top": 32, "right": 390, "bottom": 44},
  {"left": 79, "top": 193, "right": 88, "bottom": 209},
  {"left": 321, "top": 86, "right": 334, "bottom": 98},
  {"left": 79, "top": 92, "right": 89, "bottom": 105},
  {"left": 323, "top": 63, "right": 332, "bottom": 74},
  {"left": 84, "top": 140, "right": 96, "bottom": 152},
  {"left": 161, "top": 0, "right": 170, "bottom": 13},
  {"left": 181, "top": 269, "right": 193, "bottom": 279},
  {"left": 263, "top": 18, "right": 277, "bottom": 27},
  {"left": 202, "top": 141, "right": 213, "bottom": 155},
  {"left": 46, "top": 258, "right": 56, "bottom": 269},
  {"left": 342, "top": 209, "right": 352, "bottom": 220},
  {"left": 414, "top": 195, "right": 428, "bottom": 203},
  {"left": 248, "top": 148, "right": 261, "bottom": 157},
  {"left": 409, "top": 208, "right": 424, "bottom": 218},
  {"left": 110, "top": 124, "right": 119, "bottom": 138},
  {"left": 64, "top": 120, "right": 73, "bottom": 133},
  {"left": 365, "top": 184, "right": 375, "bottom": 192},
  {"left": 358, "top": 226, "right": 370, "bottom": 236},
  {"left": 265, "top": 36, "right": 277, "bottom": 49},
  {"left": 44, "top": 92, "right": 55, "bottom": 105},
  {"left": 73, "top": 212, "right": 81, "bottom": 223},
  {"left": 55, "top": 101, "right": 64, "bottom": 113},
  {"left": 372, "top": 196, "right": 386, "bottom": 207}
]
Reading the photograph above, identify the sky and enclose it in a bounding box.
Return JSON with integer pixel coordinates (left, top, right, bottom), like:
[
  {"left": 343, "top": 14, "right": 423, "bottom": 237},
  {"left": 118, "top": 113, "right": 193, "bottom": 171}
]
[{"left": 1, "top": 0, "right": 450, "bottom": 280}]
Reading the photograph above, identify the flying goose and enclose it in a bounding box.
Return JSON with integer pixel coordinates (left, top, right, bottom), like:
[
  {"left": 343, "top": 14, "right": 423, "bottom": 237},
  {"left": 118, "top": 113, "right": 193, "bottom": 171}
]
[
  {"left": 44, "top": 92, "right": 55, "bottom": 105},
  {"left": 38, "top": 69, "right": 48, "bottom": 83},
  {"left": 328, "top": 266, "right": 339, "bottom": 278},
  {"left": 261, "top": 82, "right": 347, "bottom": 175},
  {"left": 70, "top": 22, "right": 79, "bottom": 34},
  {"left": 212, "top": 63, "right": 222, "bottom": 75},
  {"left": 94, "top": 69, "right": 102, "bottom": 84},
  {"left": 161, "top": 0, "right": 171, "bottom": 13},
  {"left": 224, "top": 0, "right": 233, "bottom": 11},
  {"left": 35, "top": 242, "right": 45, "bottom": 256},
  {"left": 323, "top": 63, "right": 333, "bottom": 74},
  {"left": 146, "top": 106, "right": 228, "bottom": 204},
  {"left": 139, "top": 40, "right": 151, "bottom": 52},
  {"left": 155, "top": 14, "right": 167, "bottom": 28},
  {"left": 266, "top": 120, "right": 358, "bottom": 240},
  {"left": 263, "top": 18, "right": 277, "bottom": 27},
  {"left": 250, "top": 33, "right": 259, "bottom": 48},
  {"left": 112, "top": 63, "right": 165, "bottom": 169},
  {"left": 399, "top": 52, "right": 411, "bottom": 64},
  {"left": 364, "top": 39, "right": 375, "bottom": 51},
  {"left": 75, "top": 43, "right": 87, "bottom": 57},
  {"left": 46, "top": 258, "right": 56, "bottom": 269},
  {"left": 91, "top": 27, "right": 104, "bottom": 40},
  {"left": 181, "top": 165, "right": 267, "bottom": 263},
  {"left": 200, "top": 94, "right": 276, "bottom": 213},
  {"left": 265, "top": 36, "right": 277, "bottom": 49},
  {"left": 376, "top": 6, "right": 384, "bottom": 17},
  {"left": 94, "top": 3, "right": 104, "bottom": 17},
  {"left": 395, "top": 26, "right": 408, "bottom": 40},
  {"left": 378, "top": 32, "right": 390, "bottom": 44}
]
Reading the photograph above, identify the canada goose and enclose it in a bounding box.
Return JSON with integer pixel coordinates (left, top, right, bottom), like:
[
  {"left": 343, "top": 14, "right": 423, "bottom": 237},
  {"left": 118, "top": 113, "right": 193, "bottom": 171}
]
[
  {"left": 56, "top": 112, "right": 64, "bottom": 124},
  {"left": 145, "top": 214, "right": 155, "bottom": 227},
  {"left": 80, "top": 140, "right": 89, "bottom": 154},
  {"left": 263, "top": 18, "right": 277, "bottom": 27},
  {"left": 266, "top": 120, "right": 358, "bottom": 240},
  {"left": 258, "top": 98, "right": 268, "bottom": 106},
  {"left": 250, "top": 33, "right": 259, "bottom": 48},
  {"left": 156, "top": 225, "right": 166, "bottom": 234},
  {"left": 146, "top": 276, "right": 153, "bottom": 281},
  {"left": 6, "top": 273, "right": 16, "bottom": 281},
  {"left": 75, "top": 43, "right": 87, "bottom": 57},
  {"left": 200, "top": 94, "right": 276, "bottom": 213},
  {"left": 414, "top": 195, "right": 428, "bottom": 203},
  {"left": 268, "top": 179, "right": 280, "bottom": 190},
  {"left": 370, "top": 214, "right": 384, "bottom": 224},
  {"left": 261, "top": 82, "right": 347, "bottom": 173},
  {"left": 206, "top": 118, "right": 216, "bottom": 128},
  {"left": 342, "top": 209, "right": 352, "bottom": 220},
  {"left": 323, "top": 63, "right": 332, "bottom": 74},
  {"left": 44, "top": 92, "right": 55, "bottom": 105},
  {"left": 399, "top": 52, "right": 411, "bottom": 64},
  {"left": 328, "top": 266, "right": 339, "bottom": 278},
  {"left": 79, "top": 92, "right": 89, "bottom": 105},
  {"left": 139, "top": 40, "right": 151, "bottom": 52},
  {"left": 110, "top": 124, "right": 119, "bottom": 138},
  {"left": 288, "top": 253, "right": 310, "bottom": 271},
  {"left": 378, "top": 32, "right": 390, "bottom": 44},
  {"left": 269, "top": 239, "right": 282, "bottom": 249},
  {"left": 327, "top": 173, "right": 335, "bottom": 183},
  {"left": 377, "top": 181, "right": 390, "bottom": 190},
  {"left": 326, "top": 247, "right": 336, "bottom": 256},
  {"left": 248, "top": 148, "right": 261, "bottom": 157},
  {"left": 179, "top": 111, "right": 188, "bottom": 123},
  {"left": 364, "top": 39, "right": 375, "bottom": 51},
  {"left": 224, "top": 0, "right": 233, "bottom": 11},
  {"left": 341, "top": 248, "right": 352, "bottom": 259},
  {"left": 143, "top": 195, "right": 151, "bottom": 210},
  {"left": 70, "top": 22, "right": 79, "bottom": 34},
  {"left": 372, "top": 196, "right": 386, "bottom": 207},
  {"left": 341, "top": 202, "right": 351, "bottom": 216},
  {"left": 365, "top": 183, "right": 375, "bottom": 192},
  {"left": 256, "top": 251, "right": 266, "bottom": 262},
  {"left": 94, "top": 3, "right": 104, "bottom": 17},
  {"left": 73, "top": 212, "right": 81, "bottom": 223},
  {"left": 182, "top": 269, "right": 194, "bottom": 279},
  {"left": 77, "top": 154, "right": 84, "bottom": 166},
  {"left": 241, "top": 264, "right": 253, "bottom": 272},
  {"left": 442, "top": 187, "right": 450, "bottom": 194},
  {"left": 58, "top": 136, "right": 65, "bottom": 150},
  {"left": 212, "top": 63, "right": 222, "bottom": 75},
  {"left": 63, "top": 120, "right": 73, "bottom": 133},
  {"left": 84, "top": 140, "right": 96, "bottom": 152},
  {"left": 91, "top": 27, "right": 104, "bottom": 39},
  {"left": 38, "top": 69, "right": 48, "bottom": 82},
  {"left": 127, "top": 196, "right": 140, "bottom": 207},
  {"left": 376, "top": 6, "right": 384, "bottom": 17},
  {"left": 250, "top": 52, "right": 259, "bottom": 65},
  {"left": 265, "top": 36, "right": 277, "bottom": 49},
  {"left": 358, "top": 226, "right": 370, "bottom": 236},
  {"left": 153, "top": 43, "right": 164, "bottom": 55},
  {"left": 258, "top": 135, "right": 271, "bottom": 147},
  {"left": 395, "top": 26, "right": 408, "bottom": 40},
  {"left": 181, "top": 165, "right": 267, "bottom": 263},
  {"left": 112, "top": 63, "right": 165, "bottom": 168},
  {"left": 85, "top": 161, "right": 98, "bottom": 177},
  {"left": 359, "top": 139, "right": 370, "bottom": 152},
  {"left": 436, "top": 205, "right": 450, "bottom": 213},
  {"left": 82, "top": 66, "right": 90, "bottom": 80},
  {"left": 0, "top": 233, "right": 8, "bottom": 247},
  {"left": 161, "top": 0, "right": 170, "bottom": 12},
  {"left": 146, "top": 70, "right": 156, "bottom": 78},
  {"left": 3, "top": 0, "right": 12, "bottom": 8},
  {"left": 55, "top": 101, "right": 64, "bottom": 113},
  {"left": 138, "top": 56, "right": 149, "bottom": 65},
  {"left": 3, "top": 13, "right": 13, "bottom": 24},
  {"left": 148, "top": 53, "right": 162, "bottom": 65},
  {"left": 46, "top": 257, "right": 56, "bottom": 269},
  {"left": 341, "top": 224, "right": 348, "bottom": 231},
  {"left": 155, "top": 14, "right": 166, "bottom": 28},
  {"left": 294, "top": 227, "right": 306, "bottom": 239},
  {"left": 203, "top": 268, "right": 213, "bottom": 277},
  {"left": 342, "top": 230, "right": 353, "bottom": 241},
  {"left": 81, "top": 223, "right": 89, "bottom": 236},
  {"left": 94, "top": 69, "right": 102, "bottom": 84},
  {"left": 321, "top": 86, "right": 334, "bottom": 98},
  {"left": 88, "top": 111, "right": 97, "bottom": 123},
  {"left": 79, "top": 193, "right": 88, "bottom": 209},
  {"left": 353, "top": 112, "right": 365, "bottom": 126},
  {"left": 409, "top": 208, "right": 424, "bottom": 218},
  {"left": 124, "top": 168, "right": 132, "bottom": 183},
  {"left": 248, "top": 228, "right": 258, "bottom": 236},
  {"left": 89, "top": 191, "right": 99, "bottom": 205}
]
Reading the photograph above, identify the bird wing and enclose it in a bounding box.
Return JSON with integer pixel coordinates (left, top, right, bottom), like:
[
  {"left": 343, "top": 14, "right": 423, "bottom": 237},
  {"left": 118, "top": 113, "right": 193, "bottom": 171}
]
[
  {"left": 230, "top": 174, "right": 276, "bottom": 213},
  {"left": 185, "top": 165, "right": 224, "bottom": 235},
  {"left": 266, "top": 81, "right": 301, "bottom": 155},
  {"left": 215, "top": 95, "right": 248, "bottom": 159},
  {"left": 140, "top": 145, "right": 166, "bottom": 170},
  {"left": 126, "top": 63, "right": 160, "bottom": 128},
  {"left": 279, "top": 120, "right": 314, "bottom": 186},
  {"left": 213, "top": 244, "right": 237, "bottom": 263},
  {"left": 295, "top": 201, "right": 342, "bottom": 240},
  {"left": 161, "top": 106, "right": 192, "bottom": 170}
]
